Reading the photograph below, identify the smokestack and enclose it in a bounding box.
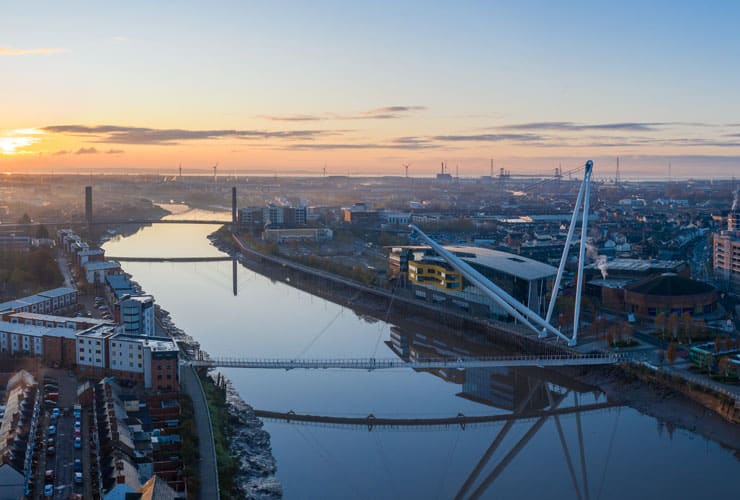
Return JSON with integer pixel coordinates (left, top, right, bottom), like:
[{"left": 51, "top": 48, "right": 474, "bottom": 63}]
[
  {"left": 85, "top": 186, "right": 93, "bottom": 224},
  {"left": 231, "top": 186, "right": 237, "bottom": 233}
]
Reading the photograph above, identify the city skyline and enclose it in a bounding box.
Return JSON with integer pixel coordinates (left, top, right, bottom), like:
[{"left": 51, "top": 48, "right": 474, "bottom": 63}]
[{"left": 2, "top": 1, "right": 740, "bottom": 177}]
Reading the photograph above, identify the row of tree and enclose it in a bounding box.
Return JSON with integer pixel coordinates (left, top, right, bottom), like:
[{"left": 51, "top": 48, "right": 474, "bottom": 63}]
[
  {"left": 653, "top": 311, "right": 709, "bottom": 343},
  {"left": 0, "top": 247, "right": 63, "bottom": 300}
]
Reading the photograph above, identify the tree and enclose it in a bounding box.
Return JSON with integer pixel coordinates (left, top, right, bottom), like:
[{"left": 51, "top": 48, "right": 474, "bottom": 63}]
[
  {"left": 680, "top": 312, "right": 693, "bottom": 344},
  {"left": 619, "top": 322, "right": 634, "bottom": 344},
  {"left": 16, "top": 213, "right": 31, "bottom": 224},
  {"left": 35, "top": 224, "right": 49, "bottom": 239},
  {"left": 654, "top": 312, "right": 667, "bottom": 339},
  {"left": 665, "top": 342, "right": 677, "bottom": 365},
  {"left": 667, "top": 313, "right": 680, "bottom": 341},
  {"left": 604, "top": 330, "right": 614, "bottom": 348},
  {"left": 656, "top": 349, "right": 665, "bottom": 365},
  {"left": 717, "top": 357, "right": 731, "bottom": 378}
]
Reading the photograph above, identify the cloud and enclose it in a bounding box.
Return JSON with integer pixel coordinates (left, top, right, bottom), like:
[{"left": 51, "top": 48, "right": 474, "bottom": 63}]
[
  {"left": 106, "top": 149, "right": 125, "bottom": 154},
  {"left": 433, "top": 133, "right": 544, "bottom": 142},
  {"left": 260, "top": 106, "right": 426, "bottom": 122},
  {"left": 259, "top": 114, "right": 323, "bottom": 122},
  {"left": 0, "top": 47, "right": 66, "bottom": 55},
  {"left": 112, "top": 36, "right": 128, "bottom": 43},
  {"left": 500, "top": 122, "right": 667, "bottom": 132},
  {"left": 340, "top": 106, "right": 426, "bottom": 120},
  {"left": 43, "top": 124, "right": 330, "bottom": 145},
  {"left": 75, "top": 147, "right": 98, "bottom": 154},
  {"left": 290, "top": 137, "right": 437, "bottom": 150},
  {"left": 52, "top": 150, "right": 68, "bottom": 156}
]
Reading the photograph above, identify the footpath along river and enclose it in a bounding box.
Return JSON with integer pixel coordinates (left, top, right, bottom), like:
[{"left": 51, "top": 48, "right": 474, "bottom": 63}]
[{"left": 103, "top": 206, "right": 739, "bottom": 500}]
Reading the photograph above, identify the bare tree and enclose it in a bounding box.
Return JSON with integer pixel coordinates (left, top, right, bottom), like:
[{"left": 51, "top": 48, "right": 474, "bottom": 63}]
[
  {"left": 665, "top": 342, "right": 677, "bottom": 365},
  {"left": 654, "top": 312, "right": 667, "bottom": 340}
]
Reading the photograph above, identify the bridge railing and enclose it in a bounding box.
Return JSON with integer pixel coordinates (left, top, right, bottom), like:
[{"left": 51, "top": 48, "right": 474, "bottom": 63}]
[{"left": 191, "top": 352, "right": 627, "bottom": 367}]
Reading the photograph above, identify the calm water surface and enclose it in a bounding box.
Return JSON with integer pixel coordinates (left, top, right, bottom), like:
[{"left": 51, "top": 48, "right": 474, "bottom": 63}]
[{"left": 103, "top": 207, "right": 739, "bottom": 500}]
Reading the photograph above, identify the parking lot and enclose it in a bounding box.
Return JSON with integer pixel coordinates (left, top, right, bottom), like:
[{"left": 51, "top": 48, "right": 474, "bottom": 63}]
[{"left": 32, "top": 369, "right": 86, "bottom": 499}]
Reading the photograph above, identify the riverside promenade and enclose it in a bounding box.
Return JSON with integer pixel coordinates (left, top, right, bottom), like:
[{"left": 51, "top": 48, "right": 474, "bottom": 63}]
[{"left": 181, "top": 365, "right": 221, "bottom": 500}]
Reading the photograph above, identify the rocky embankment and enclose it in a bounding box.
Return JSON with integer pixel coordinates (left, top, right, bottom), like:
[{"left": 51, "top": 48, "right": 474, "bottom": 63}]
[
  {"left": 156, "top": 306, "right": 283, "bottom": 499},
  {"left": 222, "top": 379, "right": 282, "bottom": 498}
]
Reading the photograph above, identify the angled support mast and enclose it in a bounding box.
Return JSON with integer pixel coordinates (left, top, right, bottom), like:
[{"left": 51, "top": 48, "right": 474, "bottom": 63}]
[
  {"left": 543, "top": 160, "right": 593, "bottom": 346},
  {"left": 409, "top": 160, "right": 593, "bottom": 347}
]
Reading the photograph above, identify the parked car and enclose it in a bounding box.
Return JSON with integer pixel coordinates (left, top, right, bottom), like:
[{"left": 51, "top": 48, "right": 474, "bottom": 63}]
[
  {"left": 74, "top": 472, "right": 83, "bottom": 484},
  {"left": 73, "top": 458, "right": 82, "bottom": 472},
  {"left": 44, "top": 484, "right": 53, "bottom": 497},
  {"left": 51, "top": 407, "right": 60, "bottom": 418},
  {"left": 44, "top": 470, "right": 54, "bottom": 483},
  {"left": 48, "top": 425, "right": 56, "bottom": 436},
  {"left": 73, "top": 436, "right": 81, "bottom": 449},
  {"left": 46, "top": 445, "right": 55, "bottom": 456}
]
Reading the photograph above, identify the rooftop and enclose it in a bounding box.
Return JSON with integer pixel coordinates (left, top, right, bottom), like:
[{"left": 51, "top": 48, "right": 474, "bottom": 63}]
[
  {"left": 445, "top": 245, "right": 558, "bottom": 281},
  {"left": 626, "top": 274, "right": 715, "bottom": 296},
  {"left": 113, "top": 334, "right": 179, "bottom": 352},
  {"left": 392, "top": 245, "right": 558, "bottom": 280},
  {"left": 585, "top": 258, "right": 685, "bottom": 273},
  {"left": 0, "top": 321, "right": 77, "bottom": 339},
  {"left": 84, "top": 261, "right": 121, "bottom": 271},
  {"left": 7, "top": 312, "right": 112, "bottom": 326},
  {"left": 38, "top": 287, "right": 76, "bottom": 298}
]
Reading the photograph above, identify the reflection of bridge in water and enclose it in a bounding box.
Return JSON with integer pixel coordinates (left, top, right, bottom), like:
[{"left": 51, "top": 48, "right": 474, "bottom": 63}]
[
  {"left": 254, "top": 399, "right": 617, "bottom": 431},
  {"left": 258, "top": 368, "right": 617, "bottom": 500}
]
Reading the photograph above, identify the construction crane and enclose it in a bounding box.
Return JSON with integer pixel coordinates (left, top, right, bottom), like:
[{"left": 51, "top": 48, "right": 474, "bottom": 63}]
[
  {"left": 213, "top": 162, "right": 219, "bottom": 183},
  {"left": 403, "top": 163, "right": 411, "bottom": 178}
]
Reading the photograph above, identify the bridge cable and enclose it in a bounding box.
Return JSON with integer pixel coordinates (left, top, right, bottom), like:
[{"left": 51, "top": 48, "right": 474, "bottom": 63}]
[
  {"left": 371, "top": 289, "right": 397, "bottom": 358},
  {"left": 372, "top": 432, "right": 401, "bottom": 500},
  {"left": 293, "top": 426, "right": 367, "bottom": 500},
  {"left": 434, "top": 426, "right": 463, "bottom": 500},
  {"left": 595, "top": 406, "right": 621, "bottom": 500},
  {"left": 293, "top": 308, "right": 344, "bottom": 359}
]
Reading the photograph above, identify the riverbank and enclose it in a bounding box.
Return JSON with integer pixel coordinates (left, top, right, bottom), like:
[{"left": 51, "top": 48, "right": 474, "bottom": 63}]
[
  {"left": 568, "top": 365, "right": 740, "bottom": 456},
  {"left": 156, "top": 307, "right": 282, "bottom": 499},
  {"left": 213, "top": 228, "right": 740, "bottom": 456}
]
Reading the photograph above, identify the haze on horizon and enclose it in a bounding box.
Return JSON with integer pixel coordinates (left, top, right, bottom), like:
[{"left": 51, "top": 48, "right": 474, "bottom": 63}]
[{"left": 2, "top": 1, "right": 740, "bottom": 179}]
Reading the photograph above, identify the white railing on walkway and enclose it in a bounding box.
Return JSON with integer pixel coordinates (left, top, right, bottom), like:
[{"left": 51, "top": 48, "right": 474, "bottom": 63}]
[{"left": 187, "top": 353, "right": 625, "bottom": 370}]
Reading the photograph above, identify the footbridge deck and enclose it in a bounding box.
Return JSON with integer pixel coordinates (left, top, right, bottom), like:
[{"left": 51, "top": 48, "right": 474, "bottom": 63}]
[{"left": 186, "top": 353, "right": 624, "bottom": 370}]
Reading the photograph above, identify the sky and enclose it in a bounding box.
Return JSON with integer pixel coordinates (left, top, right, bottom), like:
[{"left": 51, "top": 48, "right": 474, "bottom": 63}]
[{"left": 2, "top": 0, "right": 740, "bottom": 178}]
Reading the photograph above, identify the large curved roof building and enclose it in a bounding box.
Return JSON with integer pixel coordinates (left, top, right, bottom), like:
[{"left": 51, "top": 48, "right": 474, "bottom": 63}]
[{"left": 623, "top": 273, "right": 717, "bottom": 317}]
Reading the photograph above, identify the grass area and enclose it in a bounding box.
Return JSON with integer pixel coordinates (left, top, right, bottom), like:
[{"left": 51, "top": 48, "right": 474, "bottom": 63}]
[
  {"left": 199, "top": 370, "right": 240, "bottom": 499},
  {"left": 179, "top": 392, "right": 200, "bottom": 499}
]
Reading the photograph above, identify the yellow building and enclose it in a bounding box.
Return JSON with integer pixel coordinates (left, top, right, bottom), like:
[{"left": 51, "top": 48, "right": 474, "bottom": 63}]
[{"left": 408, "top": 260, "right": 462, "bottom": 290}]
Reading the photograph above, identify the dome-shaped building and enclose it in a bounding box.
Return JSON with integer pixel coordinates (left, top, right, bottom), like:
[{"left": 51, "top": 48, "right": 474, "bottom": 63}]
[{"left": 624, "top": 273, "right": 717, "bottom": 318}]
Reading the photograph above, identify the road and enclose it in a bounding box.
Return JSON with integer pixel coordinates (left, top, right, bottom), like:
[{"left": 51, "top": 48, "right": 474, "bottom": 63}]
[{"left": 180, "top": 365, "right": 220, "bottom": 500}]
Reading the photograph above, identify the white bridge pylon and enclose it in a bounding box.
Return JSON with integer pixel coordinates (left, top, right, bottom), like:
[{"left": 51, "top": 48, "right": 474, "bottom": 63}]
[{"left": 409, "top": 160, "right": 594, "bottom": 346}]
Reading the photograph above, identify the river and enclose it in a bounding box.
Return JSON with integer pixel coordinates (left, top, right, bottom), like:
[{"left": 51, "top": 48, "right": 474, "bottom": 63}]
[{"left": 103, "top": 206, "right": 739, "bottom": 500}]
